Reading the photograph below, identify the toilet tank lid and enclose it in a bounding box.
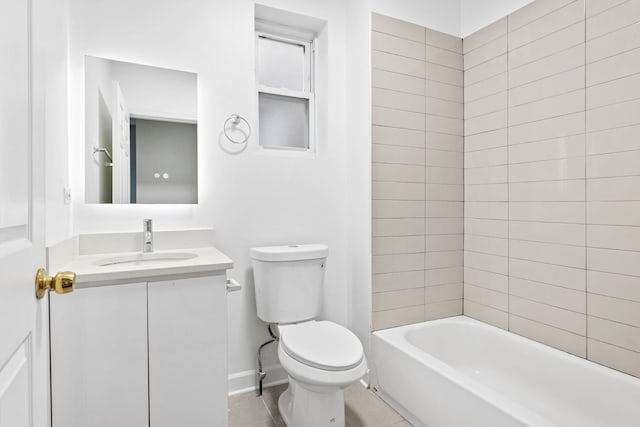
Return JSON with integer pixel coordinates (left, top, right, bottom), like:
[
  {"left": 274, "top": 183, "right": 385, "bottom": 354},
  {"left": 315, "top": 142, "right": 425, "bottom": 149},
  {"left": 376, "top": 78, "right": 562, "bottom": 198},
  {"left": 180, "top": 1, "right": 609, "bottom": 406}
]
[{"left": 250, "top": 244, "right": 328, "bottom": 261}]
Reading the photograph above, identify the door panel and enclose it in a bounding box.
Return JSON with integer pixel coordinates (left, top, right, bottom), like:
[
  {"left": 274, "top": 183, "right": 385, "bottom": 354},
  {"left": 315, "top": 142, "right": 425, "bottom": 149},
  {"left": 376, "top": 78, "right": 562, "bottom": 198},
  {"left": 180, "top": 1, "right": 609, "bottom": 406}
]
[
  {"left": 0, "top": 0, "right": 30, "bottom": 247},
  {"left": 112, "top": 82, "right": 131, "bottom": 204},
  {"left": 0, "top": 0, "right": 48, "bottom": 425},
  {"left": 0, "top": 339, "right": 30, "bottom": 427}
]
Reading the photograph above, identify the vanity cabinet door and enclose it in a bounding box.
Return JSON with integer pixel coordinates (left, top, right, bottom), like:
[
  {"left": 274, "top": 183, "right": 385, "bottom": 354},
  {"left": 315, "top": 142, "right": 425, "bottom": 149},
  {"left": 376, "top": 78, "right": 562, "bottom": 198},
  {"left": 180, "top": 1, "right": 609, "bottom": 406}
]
[
  {"left": 50, "top": 283, "right": 149, "bottom": 427},
  {"left": 148, "top": 273, "right": 228, "bottom": 427}
]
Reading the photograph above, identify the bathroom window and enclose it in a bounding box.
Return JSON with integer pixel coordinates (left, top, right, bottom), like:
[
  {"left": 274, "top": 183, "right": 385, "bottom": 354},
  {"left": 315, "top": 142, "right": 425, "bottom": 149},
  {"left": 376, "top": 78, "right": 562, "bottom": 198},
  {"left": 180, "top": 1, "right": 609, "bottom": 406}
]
[{"left": 256, "top": 26, "right": 315, "bottom": 152}]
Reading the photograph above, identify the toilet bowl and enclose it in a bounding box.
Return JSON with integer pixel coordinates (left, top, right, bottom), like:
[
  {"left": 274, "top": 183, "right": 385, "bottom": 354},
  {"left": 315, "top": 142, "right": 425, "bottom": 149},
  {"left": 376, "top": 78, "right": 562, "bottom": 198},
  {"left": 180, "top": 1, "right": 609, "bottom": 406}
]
[
  {"left": 250, "top": 244, "right": 367, "bottom": 427},
  {"left": 277, "top": 321, "right": 367, "bottom": 427}
]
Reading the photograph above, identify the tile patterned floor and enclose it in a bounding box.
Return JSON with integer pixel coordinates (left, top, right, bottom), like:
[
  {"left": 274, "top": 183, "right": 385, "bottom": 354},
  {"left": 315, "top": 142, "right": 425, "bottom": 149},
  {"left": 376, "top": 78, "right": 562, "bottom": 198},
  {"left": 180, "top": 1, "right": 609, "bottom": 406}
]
[{"left": 229, "top": 383, "right": 412, "bottom": 427}]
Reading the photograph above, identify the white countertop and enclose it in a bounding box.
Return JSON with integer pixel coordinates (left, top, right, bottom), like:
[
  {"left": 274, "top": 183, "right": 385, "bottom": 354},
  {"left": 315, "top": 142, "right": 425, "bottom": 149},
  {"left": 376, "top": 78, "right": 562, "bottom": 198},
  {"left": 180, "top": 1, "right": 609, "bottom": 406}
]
[
  {"left": 62, "top": 247, "right": 233, "bottom": 288},
  {"left": 47, "top": 230, "right": 234, "bottom": 288}
]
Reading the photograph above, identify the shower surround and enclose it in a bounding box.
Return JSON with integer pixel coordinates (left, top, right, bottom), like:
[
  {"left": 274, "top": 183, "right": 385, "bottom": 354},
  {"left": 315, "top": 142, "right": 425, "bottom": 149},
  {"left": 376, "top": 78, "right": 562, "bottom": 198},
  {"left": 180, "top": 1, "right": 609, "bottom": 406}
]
[
  {"left": 372, "top": 13, "right": 464, "bottom": 330},
  {"left": 372, "top": 0, "right": 640, "bottom": 379}
]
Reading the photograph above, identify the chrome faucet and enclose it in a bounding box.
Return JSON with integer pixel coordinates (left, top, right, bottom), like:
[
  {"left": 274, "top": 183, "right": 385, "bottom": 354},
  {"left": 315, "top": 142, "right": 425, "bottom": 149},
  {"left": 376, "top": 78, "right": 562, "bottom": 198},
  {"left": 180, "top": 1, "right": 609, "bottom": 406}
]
[{"left": 143, "top": 219, "right": 153, "bottom": 253}]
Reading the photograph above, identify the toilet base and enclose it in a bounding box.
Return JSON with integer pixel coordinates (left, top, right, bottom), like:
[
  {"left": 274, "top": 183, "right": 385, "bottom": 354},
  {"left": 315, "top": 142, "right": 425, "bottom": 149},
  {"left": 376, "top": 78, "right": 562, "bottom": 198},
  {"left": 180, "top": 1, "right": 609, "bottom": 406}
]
[{"left": 278, "top": 377, "right": 346, "bottom": 427}]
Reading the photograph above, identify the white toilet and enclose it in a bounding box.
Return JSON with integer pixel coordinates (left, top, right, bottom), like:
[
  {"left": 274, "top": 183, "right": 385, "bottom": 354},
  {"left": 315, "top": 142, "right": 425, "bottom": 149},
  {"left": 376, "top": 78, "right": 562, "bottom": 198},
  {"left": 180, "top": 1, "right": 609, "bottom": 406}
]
[{"left": 250, "top": 244, "right": 367, "bottom": 427}]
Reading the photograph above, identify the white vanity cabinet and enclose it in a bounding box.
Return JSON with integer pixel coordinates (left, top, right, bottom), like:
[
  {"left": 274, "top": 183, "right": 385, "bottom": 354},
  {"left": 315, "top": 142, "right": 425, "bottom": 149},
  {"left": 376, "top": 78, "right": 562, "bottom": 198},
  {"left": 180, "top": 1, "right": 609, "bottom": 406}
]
[
  {"left": 148, "top": 275, "right": 228, "bottom": 427},
  {"left": 50, "top": 273, "right": 229, "bottom": 427},
  {"left": 50, "top": 282, "right": 149, "bottom": 427}
]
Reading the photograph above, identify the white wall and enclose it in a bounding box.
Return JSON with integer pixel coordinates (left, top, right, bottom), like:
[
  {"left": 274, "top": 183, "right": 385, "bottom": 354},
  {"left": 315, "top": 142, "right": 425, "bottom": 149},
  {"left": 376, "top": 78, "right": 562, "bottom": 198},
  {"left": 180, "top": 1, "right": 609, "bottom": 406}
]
[
  {"left": 111, "top": 60, "right": 197, "bottom": 121},
  {"left": 217, "top": 0, "right": 353, "bottom": 391},
  {"left": 361, "top": 0, "right": 536, "bottom": 41},
  {"left": 345, "top": 0, "right": 374, "bottom": 373},
  {"left": 372, "top": 0, "right": 461, "bottom": 35},
  {"left": 460, "top": 0, "right": 535, "bottom": 37},
  {"left": 47, "top": 0, "right": 526, "bottom": 395},
  {"left": 44, "top": 0, "right": 73, "bottom": 246},
  {"left": 63, "top": 0, "right": 353, "bottom": 392}
]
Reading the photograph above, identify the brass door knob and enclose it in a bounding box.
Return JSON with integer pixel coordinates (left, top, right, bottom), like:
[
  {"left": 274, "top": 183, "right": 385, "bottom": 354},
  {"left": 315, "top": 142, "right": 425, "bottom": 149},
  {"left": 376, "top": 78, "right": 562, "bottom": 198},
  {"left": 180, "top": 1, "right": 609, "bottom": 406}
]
[{"left": 35, "top": 268, "right": 76, "bottom": 299}]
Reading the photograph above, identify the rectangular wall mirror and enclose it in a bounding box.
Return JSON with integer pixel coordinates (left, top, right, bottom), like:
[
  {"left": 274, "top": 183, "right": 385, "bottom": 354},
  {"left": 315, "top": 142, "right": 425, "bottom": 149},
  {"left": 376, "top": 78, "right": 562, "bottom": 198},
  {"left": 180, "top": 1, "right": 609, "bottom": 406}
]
[{"left": 84, "top": 56, "right": 198, "bottom": 204}]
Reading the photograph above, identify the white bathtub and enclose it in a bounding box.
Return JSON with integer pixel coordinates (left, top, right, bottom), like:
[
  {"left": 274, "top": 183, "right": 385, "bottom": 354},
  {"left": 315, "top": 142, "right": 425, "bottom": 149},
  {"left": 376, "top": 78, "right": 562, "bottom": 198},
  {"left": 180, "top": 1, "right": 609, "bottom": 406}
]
[{"left": 371, "top": 316, "right": 640, "bottom": 427}]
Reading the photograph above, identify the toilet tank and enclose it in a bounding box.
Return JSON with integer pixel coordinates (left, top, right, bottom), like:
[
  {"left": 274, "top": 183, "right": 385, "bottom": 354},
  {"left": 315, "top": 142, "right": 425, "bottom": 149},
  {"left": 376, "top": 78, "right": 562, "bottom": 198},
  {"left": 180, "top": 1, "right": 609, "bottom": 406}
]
[{"left": 250, "top": 244, "right": 328, "bottom": 324}]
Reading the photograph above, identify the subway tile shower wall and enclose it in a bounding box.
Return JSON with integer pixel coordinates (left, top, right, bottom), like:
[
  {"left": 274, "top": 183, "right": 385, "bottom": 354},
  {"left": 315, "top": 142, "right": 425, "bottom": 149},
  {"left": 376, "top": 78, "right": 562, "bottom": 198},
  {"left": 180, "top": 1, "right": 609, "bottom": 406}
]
[
  {"left": 585, "top": 0, "right": 640, "bottom": 377},
  {"left": 466, "top": 0, "right": 588, "bottom": 356},
  {"left": 372, "top": 13, "right": 464, "bottom": 330},
  {"left": 461, "top": 0, "right": 640, "bottom": 378},
  {"left": 372, "top": 0, "right": 640, "bottom": 379},
  {"left": 463, "top": 17, "right": 511, "bottom": 331}
]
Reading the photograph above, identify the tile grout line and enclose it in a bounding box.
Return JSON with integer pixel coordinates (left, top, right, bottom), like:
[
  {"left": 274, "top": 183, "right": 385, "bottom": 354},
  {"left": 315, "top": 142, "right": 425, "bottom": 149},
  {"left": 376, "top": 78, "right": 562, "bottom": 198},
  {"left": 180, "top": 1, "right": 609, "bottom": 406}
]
[
  {"left": 259, "top": 393, "right": 280, "bottom": 426},
  {"left": 506, "top": 18, "right": 511, "bottom": 332},
  {"left": 584, "top": 0, "right": 589, "bottom": 361},
  {"left": 506, "top": 0, "right": 580, "bottom": 34},
  {"left": 462, "top": 33, "right": 466, "bottom": 317},
  {"left": 424, "top": 40, "right": 428, "bottom": 322}
]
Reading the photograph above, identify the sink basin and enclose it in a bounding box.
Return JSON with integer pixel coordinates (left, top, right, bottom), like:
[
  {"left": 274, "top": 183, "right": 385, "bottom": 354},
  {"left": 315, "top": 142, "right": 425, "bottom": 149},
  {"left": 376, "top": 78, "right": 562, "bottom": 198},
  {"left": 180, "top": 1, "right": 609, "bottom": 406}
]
[{"left": 95, "top": 252, "right": 198, "bottom": 267}]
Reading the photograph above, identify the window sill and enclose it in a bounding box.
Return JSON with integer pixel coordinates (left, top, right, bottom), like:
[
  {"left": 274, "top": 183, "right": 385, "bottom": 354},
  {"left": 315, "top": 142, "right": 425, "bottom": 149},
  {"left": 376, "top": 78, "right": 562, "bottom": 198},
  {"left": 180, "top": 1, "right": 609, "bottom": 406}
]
[{"left": 255, "top": 146, "right": 317, "bottom": 159}]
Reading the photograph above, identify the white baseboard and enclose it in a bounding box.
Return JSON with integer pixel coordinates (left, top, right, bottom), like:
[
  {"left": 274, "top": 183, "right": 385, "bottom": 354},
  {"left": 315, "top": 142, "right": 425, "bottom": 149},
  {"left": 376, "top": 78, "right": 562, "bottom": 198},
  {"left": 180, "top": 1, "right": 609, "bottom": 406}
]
[{"left": 228, "top": 364, "right": 288, "bottom": 396}]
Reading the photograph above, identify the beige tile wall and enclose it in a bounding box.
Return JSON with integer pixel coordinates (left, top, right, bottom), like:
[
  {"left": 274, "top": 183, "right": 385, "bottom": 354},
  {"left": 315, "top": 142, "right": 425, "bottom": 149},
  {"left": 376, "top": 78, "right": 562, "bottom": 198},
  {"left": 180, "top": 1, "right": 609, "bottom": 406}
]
[
  {"left": 463, "top": 0, "right": 588, "bottom": 355},
  {"left": 424, "top": 27, "right": 464, "bottom": 321},
  {"left": 373, "top": 1, "right": 640, "bottom": 378},
  {"left": 585, "top": 0, "right": 640, "bottom": 378},
  {"left": 461, "top": 0, "right": 640, "bottom": 378},
  {"left": 462, "top": 0, "right": 587, "bottom": 351},
  {"left": 507, "top": 0, "right": 587, "bottom": 358},
  {"left": 372, "top": 13, "right": 463, "bottom": 330},
  {"left": 463, "top": 18, "right": 510, "bottom": 330}
]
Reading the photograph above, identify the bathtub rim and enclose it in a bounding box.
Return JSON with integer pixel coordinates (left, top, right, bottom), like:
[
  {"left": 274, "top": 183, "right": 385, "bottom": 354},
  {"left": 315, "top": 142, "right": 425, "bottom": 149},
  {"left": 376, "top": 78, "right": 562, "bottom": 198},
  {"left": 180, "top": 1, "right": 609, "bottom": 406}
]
[
  {"left": 374, "top": 315, "right": 640, "bottom": 387},
  {"left": 372, "top": 315, "right": 640, "bottom": 427},
  {"left": 372, "top": 316, "right": 548, "bottom": 426}
]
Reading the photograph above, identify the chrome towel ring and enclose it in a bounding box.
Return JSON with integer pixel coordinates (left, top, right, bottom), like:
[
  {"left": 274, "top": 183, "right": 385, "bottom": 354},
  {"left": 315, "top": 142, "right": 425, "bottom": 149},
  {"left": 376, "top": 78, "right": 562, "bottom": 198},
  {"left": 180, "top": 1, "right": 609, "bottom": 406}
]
[{"left": 223, "top": 114, "right": 251, "bottom": 144}]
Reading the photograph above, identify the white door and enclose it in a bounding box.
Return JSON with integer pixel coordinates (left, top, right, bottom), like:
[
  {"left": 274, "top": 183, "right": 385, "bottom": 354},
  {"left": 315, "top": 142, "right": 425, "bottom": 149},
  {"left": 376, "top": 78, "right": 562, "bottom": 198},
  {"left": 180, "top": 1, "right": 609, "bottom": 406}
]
[
  {"left": 0, "top": 0, "right": 49, "bottom": 426},
  {"left": 112, "top": 81, "right": 131, "bottom": 204}
]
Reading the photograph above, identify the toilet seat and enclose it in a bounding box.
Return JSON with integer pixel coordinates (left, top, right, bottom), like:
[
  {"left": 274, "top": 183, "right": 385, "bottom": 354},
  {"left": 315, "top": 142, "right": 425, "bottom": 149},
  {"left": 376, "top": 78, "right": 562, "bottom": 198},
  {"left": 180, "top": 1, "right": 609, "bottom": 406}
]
[
  {"left": 277, "top": 342, "right": 367, "bottom": 390},
  {"left": 279, "top": 321, "right": 364, "bottom": 371}
]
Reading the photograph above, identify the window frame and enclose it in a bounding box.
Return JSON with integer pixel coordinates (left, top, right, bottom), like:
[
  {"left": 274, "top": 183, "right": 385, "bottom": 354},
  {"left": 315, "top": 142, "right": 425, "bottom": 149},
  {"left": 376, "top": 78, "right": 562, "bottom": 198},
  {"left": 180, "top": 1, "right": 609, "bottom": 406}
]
[{"left": 255, "top": 28, "right": 316, "bottom": 154}]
